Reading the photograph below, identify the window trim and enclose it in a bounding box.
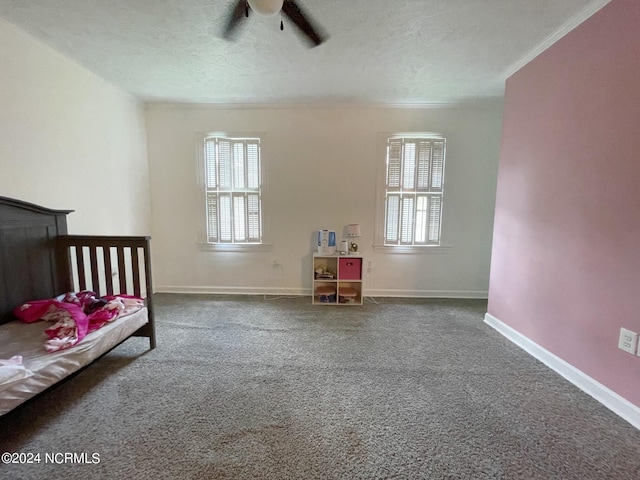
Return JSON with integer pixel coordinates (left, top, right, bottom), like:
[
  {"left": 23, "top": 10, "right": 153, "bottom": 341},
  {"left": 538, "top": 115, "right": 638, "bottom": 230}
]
[
  {"left": 195, "top": 131, "right": 271, "bottom": 252},
  {"left": 373, "top": 132, "right": 451, "bottom": 253}
]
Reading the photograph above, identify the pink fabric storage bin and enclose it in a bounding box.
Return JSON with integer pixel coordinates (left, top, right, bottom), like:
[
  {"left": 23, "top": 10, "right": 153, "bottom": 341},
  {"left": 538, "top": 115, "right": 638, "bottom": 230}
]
[{"left": 339, "top": 258, "right": 362, "bottom": 280}]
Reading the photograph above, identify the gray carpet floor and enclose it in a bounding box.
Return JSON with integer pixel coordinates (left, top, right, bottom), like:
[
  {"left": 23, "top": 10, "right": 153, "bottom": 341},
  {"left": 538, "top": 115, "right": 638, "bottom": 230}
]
[{"left": 1, "top": 294, "right": 639, "bottom": 479}]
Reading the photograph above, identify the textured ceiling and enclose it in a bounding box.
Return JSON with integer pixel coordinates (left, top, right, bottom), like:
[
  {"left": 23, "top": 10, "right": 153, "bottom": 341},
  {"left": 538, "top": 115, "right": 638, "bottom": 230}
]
[{"left": 0, "top": 0, "right": 606, "bottom": 105}]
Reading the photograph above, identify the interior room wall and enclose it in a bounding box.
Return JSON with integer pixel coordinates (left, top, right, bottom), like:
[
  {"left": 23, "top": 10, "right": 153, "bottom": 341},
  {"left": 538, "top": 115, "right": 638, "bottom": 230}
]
[
  {"left": 488, "top": 0, "right": 640, "bottom": 407},
  {"left": 0, "top": 18, "right": 151, "bottom": 236},
  {"left": 145, "top": 102, "right": 503, "bottom": 297}
]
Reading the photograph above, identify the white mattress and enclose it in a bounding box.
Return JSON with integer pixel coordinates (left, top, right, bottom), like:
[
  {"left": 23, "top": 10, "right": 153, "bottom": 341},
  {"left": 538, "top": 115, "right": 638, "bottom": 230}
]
[{"left": 0, "top": 307, "right": 148, "bottom": 416}]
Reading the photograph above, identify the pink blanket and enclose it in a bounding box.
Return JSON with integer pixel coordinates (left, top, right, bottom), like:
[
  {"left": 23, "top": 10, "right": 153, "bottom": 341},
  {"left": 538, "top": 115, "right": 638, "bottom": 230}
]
[{"left": 13, "top": 291, "right": 144, "bottom": 352}]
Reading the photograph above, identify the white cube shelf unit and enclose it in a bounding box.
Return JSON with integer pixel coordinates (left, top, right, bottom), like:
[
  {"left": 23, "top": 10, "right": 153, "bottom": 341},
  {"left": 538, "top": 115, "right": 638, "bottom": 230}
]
[{"left": 312, "top": 253, "right": 363, "bottom": 305}]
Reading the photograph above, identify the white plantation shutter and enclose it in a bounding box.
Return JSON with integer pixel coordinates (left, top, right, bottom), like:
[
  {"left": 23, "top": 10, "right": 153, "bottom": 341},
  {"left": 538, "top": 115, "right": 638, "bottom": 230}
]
[
  {"left": 417, "top": 141, "right": 431, "bottom": 190},
  {"left": 428, "top": 195, "right": 442, "bottom": 242},
  {"left": 204, "top": 137, "right": 262, "bottom": 244},
  {"left": 400, "top": 196, "right": 414, "bottom": 244},
  {"left": 247, "top": 193, "right": 261, "bottom": 241},
  {"left": 233, "top": 194, "right": 246, "bottom": 241},
  {"left": 384, "top": 136, "right": 446, "bottom": 245},
  {"left": 402, "top": 142, "right": 416, "bottom": 189},
  {"left": 385, "top": 195, "right": 400, "bottom": 243},
  {"left": 205, "top": 140, "right": 217, "bottom": 189},
  {"left": 219, "top": 194, "right": 232, "bottom": 242},
  {"left": 247, "top": 142, "right": 260, "bottom": 189},
  {"left": 233, "top": 143, "right": 245, "bottom": 189},
  {"left": 218, "top": 140, "right": 232, "bottom": 189},
  {"left": 415, "top": 195, "right": 428, "bottom": 243},
  {"left": 431, "top": 140, "right": 445, "bottom": 191},
  {"left": 387, "top": 139, "right": 402, "bottom": 188},
  {"left": 206, "top": 194, "right": 218, "bottom": 242}
]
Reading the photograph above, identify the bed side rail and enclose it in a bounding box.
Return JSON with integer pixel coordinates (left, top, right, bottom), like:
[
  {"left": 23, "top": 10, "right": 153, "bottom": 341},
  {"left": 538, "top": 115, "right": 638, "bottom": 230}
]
[{"left": 56, "top": 235, "right": 156, "bottom": 349}]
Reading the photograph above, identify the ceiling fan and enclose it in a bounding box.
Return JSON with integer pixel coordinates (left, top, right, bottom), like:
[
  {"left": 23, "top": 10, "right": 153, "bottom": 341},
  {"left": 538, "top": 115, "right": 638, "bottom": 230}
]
[{"left": 223, "top": 0, "right": 328, "bottom": 47}]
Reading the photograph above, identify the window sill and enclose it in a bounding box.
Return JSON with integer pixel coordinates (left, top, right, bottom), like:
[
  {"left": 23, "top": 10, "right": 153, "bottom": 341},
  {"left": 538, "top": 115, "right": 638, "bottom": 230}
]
[
  {"left": 197, "top": 242, "right": 273, "bottom": 252},
  {"left": 372, "top": 244, "right": 452, "bottom": 254}
]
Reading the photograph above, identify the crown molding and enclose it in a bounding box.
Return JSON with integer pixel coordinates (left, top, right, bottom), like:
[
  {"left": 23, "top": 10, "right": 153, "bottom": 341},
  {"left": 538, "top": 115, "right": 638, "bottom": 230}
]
[{"left": 503, "top": 0, "right": 612, "bottom": 79}]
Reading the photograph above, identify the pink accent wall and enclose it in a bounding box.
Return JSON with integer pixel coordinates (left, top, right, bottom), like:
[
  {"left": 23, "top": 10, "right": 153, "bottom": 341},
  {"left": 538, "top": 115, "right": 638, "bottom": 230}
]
[{"left": 488, "top": 0, "right": 640, "bottom": 407}]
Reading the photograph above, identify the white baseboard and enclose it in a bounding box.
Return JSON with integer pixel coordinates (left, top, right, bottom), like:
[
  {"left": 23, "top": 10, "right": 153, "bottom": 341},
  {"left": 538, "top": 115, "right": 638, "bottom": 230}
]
[
  {"left": 154, "top": 285, "right": 307, "bottom": 296},
  {"left": 484, "top": 313, "right": 640, "bottom": 431},
  {"left": 364, "top": 289, "right": 488, "bottom": 299},
  {"left": 155, "top": 286, "right": 488, "bottom": 299}
]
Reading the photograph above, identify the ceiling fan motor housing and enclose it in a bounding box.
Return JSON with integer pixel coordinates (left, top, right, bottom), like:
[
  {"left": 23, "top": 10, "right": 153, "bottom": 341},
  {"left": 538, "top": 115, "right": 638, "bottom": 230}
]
[{"left": 247, "top": 0, "right": 284, "bottom": 17}]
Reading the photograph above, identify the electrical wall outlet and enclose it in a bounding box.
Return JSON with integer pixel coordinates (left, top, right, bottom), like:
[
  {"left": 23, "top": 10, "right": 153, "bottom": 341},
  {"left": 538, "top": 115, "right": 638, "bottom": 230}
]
[{"left": 618, "top": 327, "right": 638, "bottom": 355}]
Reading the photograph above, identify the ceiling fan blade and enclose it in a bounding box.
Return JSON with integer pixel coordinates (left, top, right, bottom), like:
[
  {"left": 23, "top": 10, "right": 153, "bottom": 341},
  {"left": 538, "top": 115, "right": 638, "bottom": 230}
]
[
  {"left": 222, "top": 0, "right": 248, "bottom": 40},
  {"left": 281, "top": 0, "right": 327, "bottom": 47}
]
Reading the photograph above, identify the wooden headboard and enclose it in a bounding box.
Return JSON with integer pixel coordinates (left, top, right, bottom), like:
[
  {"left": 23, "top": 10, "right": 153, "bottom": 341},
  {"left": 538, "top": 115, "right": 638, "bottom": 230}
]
[
  {"left": 0, "top": 196, "right": 73, "bottom": 323},
  {"left": 0, "top": 197, "right": 155, "bottom": 347}
]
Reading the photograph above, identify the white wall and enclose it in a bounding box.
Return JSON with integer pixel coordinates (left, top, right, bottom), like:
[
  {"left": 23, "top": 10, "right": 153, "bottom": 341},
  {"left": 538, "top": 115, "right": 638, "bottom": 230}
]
[
  {"left": 146, "top": 102, "right": 503, "bottom": 297},
  {"left": 0, "top": 18, "right": 151, "bottom": 235},
  {"left": 0, "top": 15, "right": 500, "bottom": 297}
]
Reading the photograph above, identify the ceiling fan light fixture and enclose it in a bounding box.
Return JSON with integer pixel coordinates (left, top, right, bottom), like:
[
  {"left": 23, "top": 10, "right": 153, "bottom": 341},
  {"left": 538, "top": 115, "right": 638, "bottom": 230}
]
[{"left": 247, "top": 0, "right": 284, "bottom": 17}]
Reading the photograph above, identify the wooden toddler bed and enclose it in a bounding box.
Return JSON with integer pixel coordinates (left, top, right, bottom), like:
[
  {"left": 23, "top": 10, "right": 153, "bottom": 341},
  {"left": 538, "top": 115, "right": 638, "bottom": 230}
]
[{"left": 0, "top": 196, "right": 156, "bottom": 415}]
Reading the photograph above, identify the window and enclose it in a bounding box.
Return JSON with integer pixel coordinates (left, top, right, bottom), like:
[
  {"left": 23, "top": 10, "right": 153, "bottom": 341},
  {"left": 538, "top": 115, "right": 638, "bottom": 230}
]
[
  {"left": 204, "top": 136, "right": 262, "bottom": 244},
  {"left": 383, "top": 136, "right": 446, "bottom": 246}
]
